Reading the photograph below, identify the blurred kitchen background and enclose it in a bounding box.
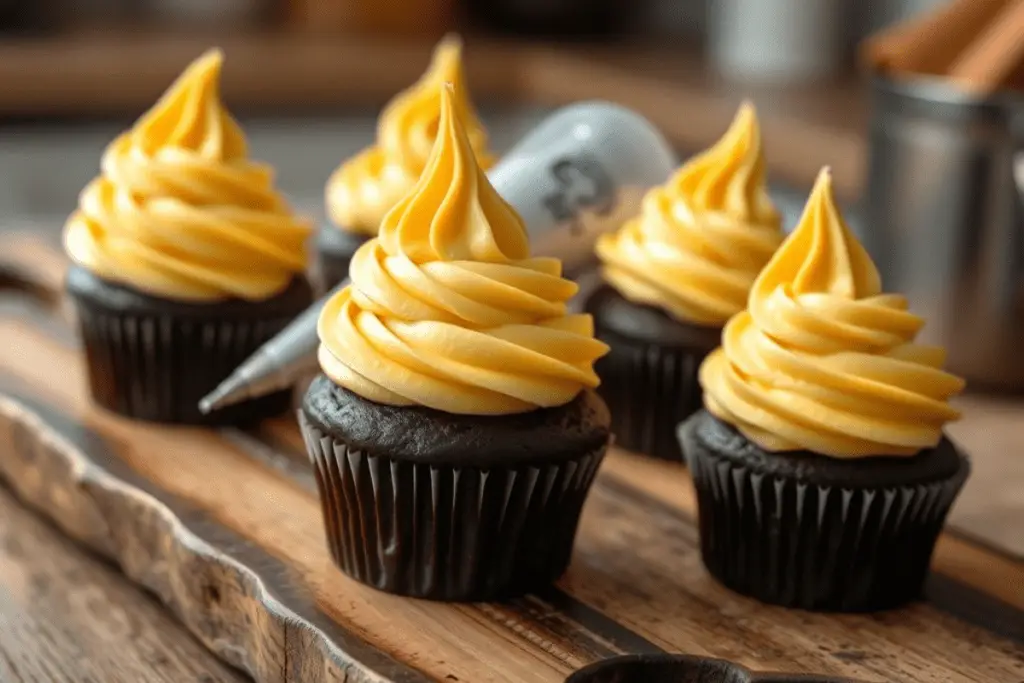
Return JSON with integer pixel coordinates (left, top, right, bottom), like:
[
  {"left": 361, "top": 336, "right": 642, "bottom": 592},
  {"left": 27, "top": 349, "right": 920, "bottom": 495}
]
[
  {"left": 0, "top": 0, "right": 942, "bottom": 223},
  {"left": 3, "top": 0, "right": 1024, "bottom": 388}
]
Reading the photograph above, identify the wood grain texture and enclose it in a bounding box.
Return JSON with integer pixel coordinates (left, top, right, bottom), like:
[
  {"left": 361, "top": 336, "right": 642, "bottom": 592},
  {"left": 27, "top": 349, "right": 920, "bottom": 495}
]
[
  {"left": 0, "top": 487, "right": 248, "bottom": 683},
  {"left": 0, "top": 236, "right": 1022, "bottom": 682}
]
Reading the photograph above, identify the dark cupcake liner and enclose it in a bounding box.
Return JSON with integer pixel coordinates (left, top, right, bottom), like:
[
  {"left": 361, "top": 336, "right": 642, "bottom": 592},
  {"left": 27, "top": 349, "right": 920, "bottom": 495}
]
[
  {"left": 299, "top": 411, "right": 607, "bottom": 601},
  {"left": 315, "top": 225, "right": 371, "bottom": 293},
  {"left": 593, "top": 325, "right": 711, "bottom": 462},
  {"left": 679, "top": 416, "right": 970, "bottom": 612},
  {"left": 72, "top": 305, "right": 295, "bottom": 424},
  {"left": 66, "top": 268, "right": 312, "bottom": 425}
]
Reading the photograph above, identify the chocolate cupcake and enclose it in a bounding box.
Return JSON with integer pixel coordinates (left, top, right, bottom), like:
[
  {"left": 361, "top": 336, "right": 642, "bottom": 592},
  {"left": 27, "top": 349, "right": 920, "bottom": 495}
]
[
  {"left": 680, "top": 169, "right": 969, "bottom": 612},
  {"left": 300, "top": 84, "right": 610, "bottom": 601},
  {"left": 63, "top": 50, "right": 313, "bottom": 425},
  {"left": 318, "top": 35, "right": 495, "bottom": 291},
  {"left": 586, "top": 102, "right": 784, "bottom": 461},
  {"left": 302, "top": 378, "right": 609, "bottom": 600}
]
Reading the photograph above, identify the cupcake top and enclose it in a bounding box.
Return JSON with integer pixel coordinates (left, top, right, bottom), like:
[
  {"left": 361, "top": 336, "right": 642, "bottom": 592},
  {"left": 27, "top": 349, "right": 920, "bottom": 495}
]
[
  {"left": 596, "top": 102, "right": 783, "bottom": 326},
  {"left": 700, "top": 169, "right": 964, "bottom": 459},
  {"left": 317, "top": 83, "right": 608, "bottom": 416},
  {"left": 63, "top": 50, "right": 311, "bottom": 302},
  {"left": 325, "top": 35, "right": 495, "bottom": 237}
]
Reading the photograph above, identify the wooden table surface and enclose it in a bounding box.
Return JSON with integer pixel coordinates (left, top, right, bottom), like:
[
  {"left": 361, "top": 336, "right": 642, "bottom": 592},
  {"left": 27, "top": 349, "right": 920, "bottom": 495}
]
[
  {"left": 0, "top": 486, "right": 246, "bottom": 683},
  {"left": 0, "top": 50, "right": 1017, "bottom": 680},
  {"left": 1, "top": 231, "right": 1022, "bottom": 682}
]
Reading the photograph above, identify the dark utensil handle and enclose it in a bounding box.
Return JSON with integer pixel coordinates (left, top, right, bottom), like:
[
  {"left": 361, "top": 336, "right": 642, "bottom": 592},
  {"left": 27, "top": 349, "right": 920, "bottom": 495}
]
[{"left": 753, "top": 675, "right": 866, "bottom": 683}]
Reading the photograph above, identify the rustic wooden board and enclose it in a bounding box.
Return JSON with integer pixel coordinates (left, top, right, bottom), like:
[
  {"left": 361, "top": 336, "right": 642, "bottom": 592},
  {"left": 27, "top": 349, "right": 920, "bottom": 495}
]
[
  {"left": 0, "top": 485, "right": 249, "bottom": 683},
  {"left": 0, "top": 234, "right": 1022, "bottom": 683}
]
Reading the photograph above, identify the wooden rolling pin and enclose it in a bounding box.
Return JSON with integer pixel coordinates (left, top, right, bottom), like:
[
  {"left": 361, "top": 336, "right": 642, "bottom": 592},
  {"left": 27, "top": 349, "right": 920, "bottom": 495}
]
[
  {"left": 862, "top": 0, "right": 1010, "bottom": 76},
  {"left": 948, "top": 0, "right": 1024, "bottom": 93}
]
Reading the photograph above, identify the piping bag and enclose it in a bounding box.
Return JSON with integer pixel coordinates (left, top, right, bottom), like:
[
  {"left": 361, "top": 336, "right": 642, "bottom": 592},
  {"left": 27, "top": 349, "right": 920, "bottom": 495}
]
[{"left": 200, "top": 101, "right": 676, "bottom": 413}]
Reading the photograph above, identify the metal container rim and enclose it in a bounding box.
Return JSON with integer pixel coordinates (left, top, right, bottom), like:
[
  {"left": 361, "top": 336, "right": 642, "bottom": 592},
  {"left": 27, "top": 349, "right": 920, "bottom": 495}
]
[{"left": 870, "top": 71, "right": 1024, "bottom": 115}]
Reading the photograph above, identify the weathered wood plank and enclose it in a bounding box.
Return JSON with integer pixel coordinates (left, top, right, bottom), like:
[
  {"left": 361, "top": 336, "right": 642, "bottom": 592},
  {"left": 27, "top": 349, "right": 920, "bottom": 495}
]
[
  {"left": 0, "top": 378, "right": 438, "bottom": 683},
  {"left": 0, "top": 487, "right": 250, "bottom": 683},
  {"left": 1, "top": 231, "right": 1023, "bottom": 682},
  {"left": 0, "top": 293, "right": 1021, "bottom": 683}
]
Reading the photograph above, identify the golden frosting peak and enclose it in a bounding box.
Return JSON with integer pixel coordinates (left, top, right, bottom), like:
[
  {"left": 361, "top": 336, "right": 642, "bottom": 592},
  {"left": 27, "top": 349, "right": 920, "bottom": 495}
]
[
  {"left": 757, "top": 167, "right": 880, "bottom": 300},
  {"left": 131, "top": 49, "right": 247, "bottom": 161},
  {"left": 671, "top": 101, "right": 779, "bottom": 225},
  {"left": 596, "top": 102, "right": 783, "bottom": 325},
  {"left": 378, "top": 36, "right": 492, "bottom": 171},
  {"left": 318, "top": 84, "right": 608, "bottom": 415},
  {"left": 63, "top": 49, "right": 311, "bottom": 302},
  {"left": 700, "top": 169, "right": 964, "bottom": 459},
  {"left": 326, "top": 35, "right": 495, "bottom": 236},
  {"left": 377, "top": 82, "right": 527, "bottom": 265}
]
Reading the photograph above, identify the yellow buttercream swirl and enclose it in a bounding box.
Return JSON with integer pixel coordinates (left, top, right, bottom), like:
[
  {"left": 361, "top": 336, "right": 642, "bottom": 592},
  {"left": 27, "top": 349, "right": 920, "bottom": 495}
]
[
  {"left": 63, "top": 49, "right": 311, "bottom": 302},
  {"left": 700, "top": 169, "right": 964, "bottom": 459},
  {"left": 596, "top": 102, "right": 783, "bottom": 326},
  {"left": 317, "top": 84, "right": 608, "bottom": 415},
  {"left": 326, "top": 35, "right": 495, "bottom": 236}
]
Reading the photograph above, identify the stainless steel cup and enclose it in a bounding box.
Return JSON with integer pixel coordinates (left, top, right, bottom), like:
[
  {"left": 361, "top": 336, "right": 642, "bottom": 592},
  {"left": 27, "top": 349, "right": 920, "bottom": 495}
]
[{"left": 863, "top": 75, "right": 1024, "bottom": 389}]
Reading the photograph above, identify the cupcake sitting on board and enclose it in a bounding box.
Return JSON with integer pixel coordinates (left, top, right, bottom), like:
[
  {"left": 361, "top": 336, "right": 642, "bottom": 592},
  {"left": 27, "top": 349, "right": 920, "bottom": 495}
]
[
  {"left": 300, "top": 84, "right": 611, "bottom": 602},
  {"left": 585, "top": 102, "right": 784, "bottom": 461},
  {"left": 63, "top": 50, "right": 313, "bottom": 425},
  {"left": 680, "top": 168, "right": 969, "bottom": 612},
  {"left": 317, "top": 35, "right": 495, "bottom": 290}
]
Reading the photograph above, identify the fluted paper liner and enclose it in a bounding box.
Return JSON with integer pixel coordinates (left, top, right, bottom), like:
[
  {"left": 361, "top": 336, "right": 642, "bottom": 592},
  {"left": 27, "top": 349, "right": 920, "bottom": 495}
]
[
  {"left": 595, "top": 326, "right": 711, "bottom": 462},
  {"left": 679, "top": 419, "right": 969, "bottom": 612},
  {"left": 70, "top": 295, "right": 297, "bottom": 424},
  {"left": 300, "top": 412, "right": 607, "bottom": 601}
]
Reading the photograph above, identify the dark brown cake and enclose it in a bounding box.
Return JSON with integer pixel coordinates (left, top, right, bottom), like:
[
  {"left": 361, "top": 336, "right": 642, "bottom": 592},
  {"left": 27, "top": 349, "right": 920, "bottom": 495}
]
[{"left": 300, "top": 375, "right": 611, "bottom": 600}]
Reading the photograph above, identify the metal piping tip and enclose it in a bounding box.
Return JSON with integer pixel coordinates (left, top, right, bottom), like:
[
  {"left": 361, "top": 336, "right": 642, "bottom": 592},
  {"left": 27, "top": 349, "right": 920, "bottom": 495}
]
[
  {"left": 196, "top": 316, "right": 324, "bottom": 415},
  {"left": 199, "top": 381, "right": 237, "bottom": 414}
]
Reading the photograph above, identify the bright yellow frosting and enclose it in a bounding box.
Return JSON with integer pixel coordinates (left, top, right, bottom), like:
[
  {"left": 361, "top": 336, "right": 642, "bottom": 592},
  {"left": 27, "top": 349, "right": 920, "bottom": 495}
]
[
  {"left": 700, "top": 169, "right": 964, "bottom": 459},
  {"left": 596, "top": 102, "right": 783, "bottom": 326},
  {"left": 63, "top": 50, "right": 311, "bottom": 302},
  {"left": 317, "top": 84, "right": 608, "bottom": 415},
  {"left": 325, "top": 35, "right": 495, "bottom": 236}
]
